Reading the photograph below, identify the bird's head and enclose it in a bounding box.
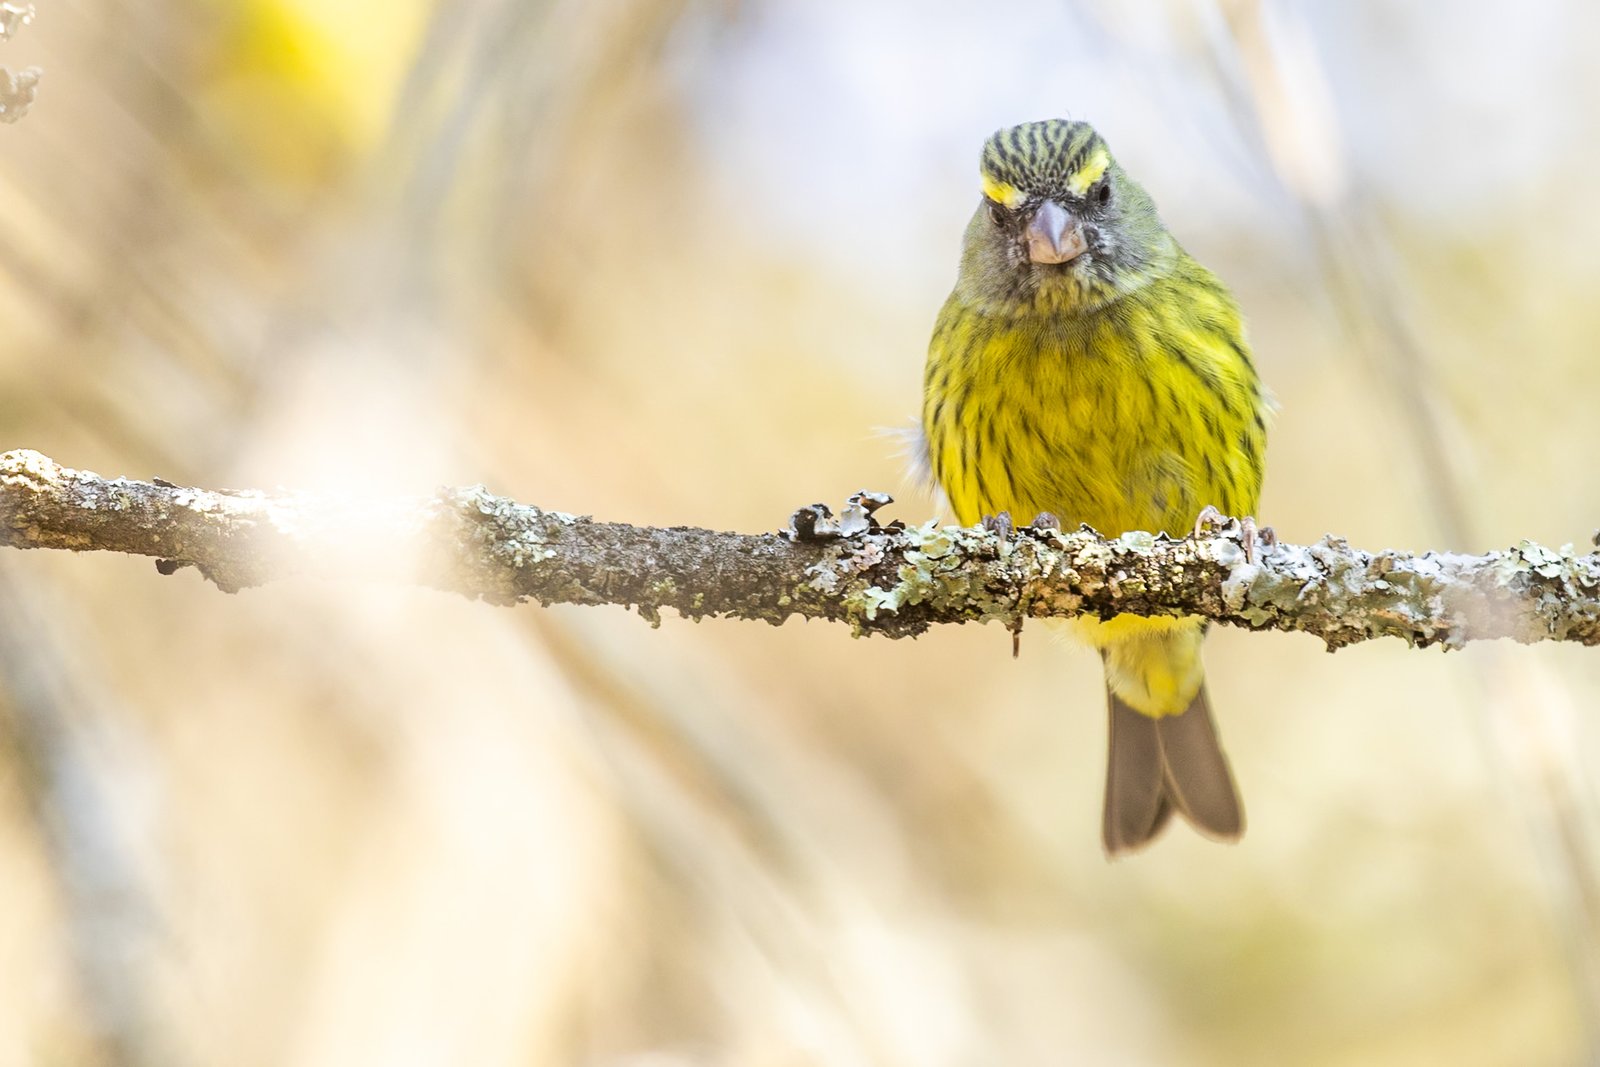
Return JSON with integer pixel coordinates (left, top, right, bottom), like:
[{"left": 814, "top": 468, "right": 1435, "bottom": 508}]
[{"left": 955, "top": 119, "right": 1177, "bottom": 315}]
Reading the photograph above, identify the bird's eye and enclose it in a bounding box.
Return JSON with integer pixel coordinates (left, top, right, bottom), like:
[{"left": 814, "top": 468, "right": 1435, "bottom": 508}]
[
  {"left": 986, "top": 200, "right": 1007, "bottom": 225},
  {"left": 1094, "top": 179, "right": 1113, "bottom": 208}
]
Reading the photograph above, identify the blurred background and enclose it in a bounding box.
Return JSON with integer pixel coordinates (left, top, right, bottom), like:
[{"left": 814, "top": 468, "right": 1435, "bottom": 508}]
[{"left": 4, "top": 1, "right": 1600, "bottom": 1064}]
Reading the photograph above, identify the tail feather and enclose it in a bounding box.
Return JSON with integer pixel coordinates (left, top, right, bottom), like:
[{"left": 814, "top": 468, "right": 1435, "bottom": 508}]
[
  {"left": 1157, "top": 688, "right": 1244, "bottom": 840},
  {"left": 1102, "top": 699, "right": 1171, "bottom": 852},
  {"left": 1102, "top": 685, "right": 1243, "bottom": 855}
]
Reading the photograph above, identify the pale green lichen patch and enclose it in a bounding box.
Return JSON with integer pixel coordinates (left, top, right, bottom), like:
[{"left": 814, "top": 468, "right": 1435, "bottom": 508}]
[
  {"left": 458, "top": 484, "right": 578, "bottom": 528},
  {"left": 805, "top": 547, "right": 846, "bottom": 595},
  {"left": 1116, "top": 530, "right": 1157, "bottom": 552},
  {"left": 905, "top": 520, "right": 957, "bottom": 559},
  {"left": 1218, "top": 561, "right": 1266, "bottom": 618},
  {"left": 853, "top": 584, "right": 904, "bottom": 622},
  {"left": 1475, "top": 541, "right": 1600, "bottom": 643},
  {"left": 1497, "top": 540, "right": 1568, "bottom": 580},
  {"left": 1493, "top": 540, "right": 1598, "bottom": 585},
  {"left": 827, "top": 521, "right": 1023, "bottom": 633}
]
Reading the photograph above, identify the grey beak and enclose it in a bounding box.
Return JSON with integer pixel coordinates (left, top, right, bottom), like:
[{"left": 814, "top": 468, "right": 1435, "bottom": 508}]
[{"left": 1025, "top": 200, "right": 1088, "bottom": 264}]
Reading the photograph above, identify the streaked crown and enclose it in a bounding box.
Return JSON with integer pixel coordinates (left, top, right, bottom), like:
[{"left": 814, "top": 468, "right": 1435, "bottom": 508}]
[{"left": 979, "top": 119, "right": 1112, "bottom": 208}]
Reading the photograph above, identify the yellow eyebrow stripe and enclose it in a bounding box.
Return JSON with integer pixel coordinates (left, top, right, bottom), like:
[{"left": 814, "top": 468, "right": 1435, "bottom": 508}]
[
  {"left": 1066, "top": 148, "right": 1111, "bottom": 196},
  {"left": 980, "top": 173, "right": 1027, "bottom": 209}
]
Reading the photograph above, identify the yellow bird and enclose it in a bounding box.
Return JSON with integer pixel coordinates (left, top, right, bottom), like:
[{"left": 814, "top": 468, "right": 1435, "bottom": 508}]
[{"left": 922, "top": 119, "right": 1271, "bottom": 854}]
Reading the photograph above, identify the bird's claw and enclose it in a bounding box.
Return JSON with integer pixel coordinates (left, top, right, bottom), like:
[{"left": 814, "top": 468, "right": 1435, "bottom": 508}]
[
  {"left": 1192, "top": 505, "right": 1226, "bottom": 539},
  {"left": 1236, "top": 516, "right": 1278, "bottom": 564},
  {"left": 1192, "top": 505, "right": 1275, "bottom": 564},
  {"left": 984, "top": 511, "right": 1061, "bottom": 542}
]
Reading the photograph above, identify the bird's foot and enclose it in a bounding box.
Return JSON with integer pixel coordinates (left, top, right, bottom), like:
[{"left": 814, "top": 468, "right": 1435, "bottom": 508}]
[
  {"left": 1238, "top": 516, "right": 1278, "bottom": 564},
  {"left": 1192, "top": 505, "right": 1276, "bottom": 564},
  {"left": 982, "top": 511, "right": 1014, "bottom": 540},
  {"left": 984, "top": 511, "right": 1063, "bottom": 542}
]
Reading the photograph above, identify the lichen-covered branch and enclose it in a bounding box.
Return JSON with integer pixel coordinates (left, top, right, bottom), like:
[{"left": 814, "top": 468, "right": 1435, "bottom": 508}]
[
  {"left": 0, "top": 2, "right": 40, "bottom": 124},
  {"left": 3, "top": 448, "right": 1600, "bottom": 650}
]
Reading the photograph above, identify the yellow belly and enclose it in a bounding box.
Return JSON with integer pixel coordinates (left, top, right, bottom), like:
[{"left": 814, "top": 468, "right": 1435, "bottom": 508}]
[
  {"left": 922, "top": 260, "right": 1267, "bottom": 715},
  {"left": 924, "top": 285, "right": 1264, "bottom": 536}
]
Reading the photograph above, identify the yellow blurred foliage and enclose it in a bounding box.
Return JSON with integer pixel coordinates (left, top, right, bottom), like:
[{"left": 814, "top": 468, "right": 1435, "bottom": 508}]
[{"left": 194, "top": 0, "right": 428, "bottom": 183}]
